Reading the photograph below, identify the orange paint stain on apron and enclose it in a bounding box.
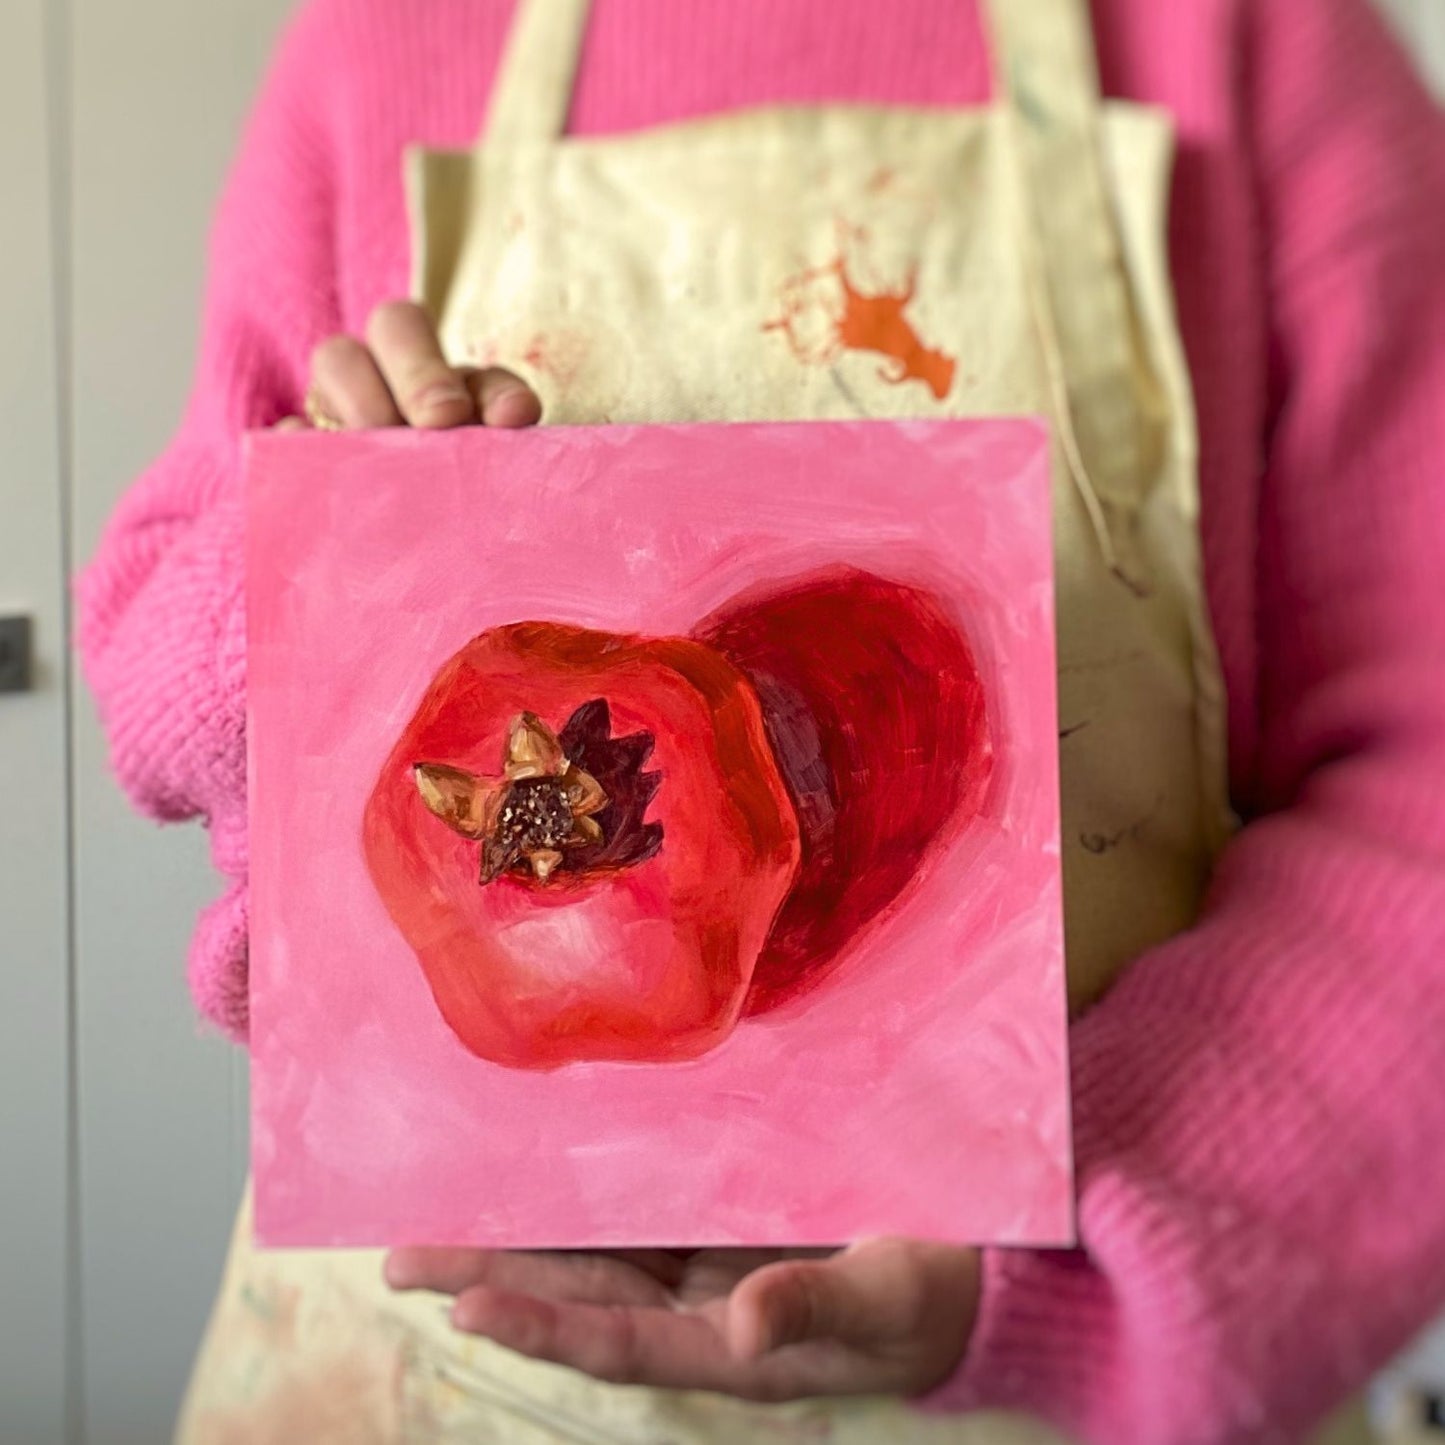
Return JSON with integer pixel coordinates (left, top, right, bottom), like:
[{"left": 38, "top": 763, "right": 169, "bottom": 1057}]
[{"left": 764, "top": 251, "right": 956, "bottom": 401}]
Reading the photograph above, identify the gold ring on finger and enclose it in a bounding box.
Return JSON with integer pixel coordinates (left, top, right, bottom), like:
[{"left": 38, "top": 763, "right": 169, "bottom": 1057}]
[{"left": 303, "top": 388, "right": 345, "bottom": 432}]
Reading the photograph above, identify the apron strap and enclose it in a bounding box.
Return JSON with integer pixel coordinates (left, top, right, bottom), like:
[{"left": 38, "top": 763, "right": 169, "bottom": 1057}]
[
  {"left": 483, "top": 0, "right": 591, "bottom": 148},
  {"left": 983, "top": 0, "right": 1169, "bottom": 585}
]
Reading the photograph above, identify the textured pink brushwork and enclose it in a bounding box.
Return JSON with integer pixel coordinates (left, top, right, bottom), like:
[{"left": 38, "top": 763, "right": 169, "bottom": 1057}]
[{"left": 245, "top": 418, "right": 1068, "bottom": 1251}]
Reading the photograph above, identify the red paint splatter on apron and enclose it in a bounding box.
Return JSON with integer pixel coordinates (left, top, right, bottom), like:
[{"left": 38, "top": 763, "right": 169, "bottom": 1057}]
[
  {"left": 764, "top": 247, "right": 956, "bottom": 402},
  {"left": 518, "top": 330, "right": 589, "bottom": 387}
]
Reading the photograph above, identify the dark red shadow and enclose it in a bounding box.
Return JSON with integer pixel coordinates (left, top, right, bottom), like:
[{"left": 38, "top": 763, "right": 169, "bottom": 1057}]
[{"left": 694, "top": 566, "right": 993, "bottom": 1016}]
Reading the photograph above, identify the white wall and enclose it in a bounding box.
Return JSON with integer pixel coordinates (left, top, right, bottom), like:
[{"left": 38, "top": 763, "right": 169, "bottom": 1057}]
[
  {"left": 1376, "top": 0, "right": 1445, "bottom": 75},
  {"left": 0, "top": 4, "right": 1441, "bottom": 1443}
]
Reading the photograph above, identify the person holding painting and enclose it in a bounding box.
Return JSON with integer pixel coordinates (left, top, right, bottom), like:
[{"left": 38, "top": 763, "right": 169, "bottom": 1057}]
[{"left": 77, "top": 0, "right": 1445, "bottom": 1441}]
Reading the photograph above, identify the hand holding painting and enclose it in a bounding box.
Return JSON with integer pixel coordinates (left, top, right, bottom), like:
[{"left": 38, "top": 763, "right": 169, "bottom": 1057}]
[
  {"left": 385, "top": 1237, "right": 982, "bottom": 1400},
  {"left": 296, "top": 298, "right": 540, "bottom": 433},
  {"left": 288, "top": 297, "right": 990, "bottom": 1402}
]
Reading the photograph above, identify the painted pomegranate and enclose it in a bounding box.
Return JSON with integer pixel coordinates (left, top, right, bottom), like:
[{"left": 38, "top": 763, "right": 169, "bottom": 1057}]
[
  {"left": 363, "top": 625, "right": 801, "bottom": 1069},
  {"left": 363, "top": 567, "right": 991, "bottom": 1070}
]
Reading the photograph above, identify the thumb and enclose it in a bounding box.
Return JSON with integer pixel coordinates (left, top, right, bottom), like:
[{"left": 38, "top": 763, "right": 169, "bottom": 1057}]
[{"left": 728, "top": 1244, "right": 902, "bottom": 1359}]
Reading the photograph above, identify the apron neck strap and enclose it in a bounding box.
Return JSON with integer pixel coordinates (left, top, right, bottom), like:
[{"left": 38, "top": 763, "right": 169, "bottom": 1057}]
[
  {"left": 983, "top": 0, "right": 1171, "bottom": 571},
  {"left": 982, "top": 0, "right": 1104, "bottom": 140},
  {"left": 480, "top": 0, "right": 1110, "bottom": 148},
  {"left": 483, "top": 0, "right": 591, "bottom": 148}
]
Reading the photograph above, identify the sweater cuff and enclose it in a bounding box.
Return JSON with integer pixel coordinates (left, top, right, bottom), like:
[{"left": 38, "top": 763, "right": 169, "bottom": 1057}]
[
  {"left": 78, "top": 487, "right": 250, "bottom": 826},
  {"left": 916, "top": 1244, "right": 1119, "bottom": 1441},
  {"left": 189, "top": 878, "right": 251, "bottom": 1043}
]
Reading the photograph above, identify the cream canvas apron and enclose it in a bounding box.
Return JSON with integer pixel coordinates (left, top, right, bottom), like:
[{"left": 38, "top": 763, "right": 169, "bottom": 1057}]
[{"left": 178, "top": 0, "right": 1236, "bottom": 1439}]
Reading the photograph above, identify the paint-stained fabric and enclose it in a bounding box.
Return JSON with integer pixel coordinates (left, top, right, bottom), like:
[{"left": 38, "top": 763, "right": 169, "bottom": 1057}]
[{"left": 176, "top": 1190, "right": 1068, "bottom": 1445}]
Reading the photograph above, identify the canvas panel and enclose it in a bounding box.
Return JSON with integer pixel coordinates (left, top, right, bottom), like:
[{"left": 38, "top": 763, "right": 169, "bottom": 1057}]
[{"left": 247, "top": 419, "right": 1069, "bottom": 1248}]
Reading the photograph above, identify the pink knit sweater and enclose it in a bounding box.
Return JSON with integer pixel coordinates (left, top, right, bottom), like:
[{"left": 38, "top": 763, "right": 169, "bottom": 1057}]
[{"left": 76, "top": 1, "right": 1445, "bottom": 1440}]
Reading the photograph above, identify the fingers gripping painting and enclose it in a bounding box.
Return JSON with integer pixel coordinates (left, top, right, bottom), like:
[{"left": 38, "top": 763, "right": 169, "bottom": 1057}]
[{"left": 248, "top": 421, "right": 1070, "bottom": 1248}]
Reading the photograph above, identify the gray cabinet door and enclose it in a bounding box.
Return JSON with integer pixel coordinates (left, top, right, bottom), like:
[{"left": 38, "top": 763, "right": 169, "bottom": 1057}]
[{"left": 0, "top": 4, "right": 71, "bottom": 1443}]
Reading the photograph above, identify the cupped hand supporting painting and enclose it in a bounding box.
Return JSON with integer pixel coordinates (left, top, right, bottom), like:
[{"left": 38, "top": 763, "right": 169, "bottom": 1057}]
[
  {"left": 283, "top": 299, "right": 541, "bottom": 432},
  {"left": 385, "top": 1239, "right": 980, "bottom": 1401}
]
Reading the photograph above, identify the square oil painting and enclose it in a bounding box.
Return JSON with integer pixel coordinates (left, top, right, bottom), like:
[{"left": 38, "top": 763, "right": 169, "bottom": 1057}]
[{"left": 247, "top": 419, "right": 1072, "bottom": 1248}]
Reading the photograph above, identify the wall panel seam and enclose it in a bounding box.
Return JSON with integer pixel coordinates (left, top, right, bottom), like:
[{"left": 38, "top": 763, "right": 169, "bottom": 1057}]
[{"left": 42, "top": 0, "right": 84, "bottom": 1438}]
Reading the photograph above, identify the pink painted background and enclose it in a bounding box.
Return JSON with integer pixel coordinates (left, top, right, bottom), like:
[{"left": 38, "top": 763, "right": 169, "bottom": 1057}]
[{"left": 246, "top": 419, "right": 1071, "bottom": 1248}]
